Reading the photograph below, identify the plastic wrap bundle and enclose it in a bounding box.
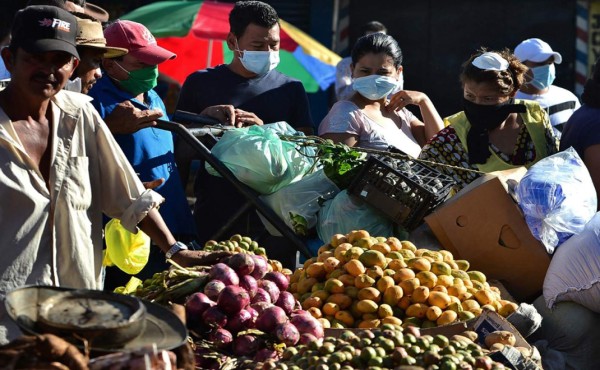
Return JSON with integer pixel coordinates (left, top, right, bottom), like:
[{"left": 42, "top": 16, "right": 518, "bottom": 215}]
[
  {"left": 206, "top": 122, "right": 315, "bottom": 194},
  {"left": 516, "top": 148, "right": 597, "bottom": 254}
]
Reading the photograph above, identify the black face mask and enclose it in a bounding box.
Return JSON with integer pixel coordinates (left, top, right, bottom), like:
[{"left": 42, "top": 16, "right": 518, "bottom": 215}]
[{"left": 463, "top": 98, "right": 526, "bottom": 165}]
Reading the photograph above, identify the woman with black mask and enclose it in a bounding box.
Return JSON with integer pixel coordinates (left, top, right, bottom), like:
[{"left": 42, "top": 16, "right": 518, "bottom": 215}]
[
  {"left": 560, "top": 57, "right": 600, "bottom": 208},
  {"left": 419, "top": 48, "right": 559, "bottom": 191}
]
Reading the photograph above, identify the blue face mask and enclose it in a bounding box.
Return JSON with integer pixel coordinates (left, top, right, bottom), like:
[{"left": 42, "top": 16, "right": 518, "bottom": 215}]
[
  {"left": 235, "top": 40, "right": 280, "bottom": 76},
  {"left": 528, "top": 64, "right": 556, "bottom": 90},
  {"left": 352, "top": 75, "right": 399, "bottom": 100}
]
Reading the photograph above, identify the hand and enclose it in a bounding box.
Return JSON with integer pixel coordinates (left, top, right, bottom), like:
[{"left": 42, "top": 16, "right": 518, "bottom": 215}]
[
  {"left": 200, "top": 105, "right": 236, "bottom": 126},
  {"left": 171, "top": 249, "right": 232, "bottom": 267},
  {"left": 233, "top": 109, "right": 263, "bottom": 128},
  {"left": 104, "top": 101, "right": 163, "bottom": 134},
  {"left": 142, "top": 178, "right": 165, "bottom": 190},
  {"left": 387, "top": 90, "right": 429, "bottom": 112}
]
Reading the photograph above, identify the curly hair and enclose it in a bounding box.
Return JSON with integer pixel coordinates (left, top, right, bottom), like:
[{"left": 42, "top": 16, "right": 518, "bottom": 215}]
[
  {"left": 229, "top": 1, "right": 279, "bottom": 38},
  {"left": 460, "top": 47, "right": 528, "bottom": 95}
]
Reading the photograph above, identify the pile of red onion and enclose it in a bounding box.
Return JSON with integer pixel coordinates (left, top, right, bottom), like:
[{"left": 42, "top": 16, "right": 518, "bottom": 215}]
[{"left": 185, "top": 253, "right": 324, "bottom": 362}]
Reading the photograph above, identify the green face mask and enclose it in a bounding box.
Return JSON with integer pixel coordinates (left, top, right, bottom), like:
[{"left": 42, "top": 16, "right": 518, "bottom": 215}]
[{"left": 114, "top": 62, "right": 159, "bottom": 96}]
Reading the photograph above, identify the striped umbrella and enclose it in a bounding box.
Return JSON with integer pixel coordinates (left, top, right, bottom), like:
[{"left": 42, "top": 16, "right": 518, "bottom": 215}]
[{"left": 121, "top": 0, "right": 341, "bottom": 93}]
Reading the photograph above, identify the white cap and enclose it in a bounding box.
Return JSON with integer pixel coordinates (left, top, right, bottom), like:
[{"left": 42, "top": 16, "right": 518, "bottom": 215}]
[
  {"left": 514, "top": 38, "right": 562, "bottom": 64},
  {"left": 472, "top": 52, "right": 509, "bottom": 71}
]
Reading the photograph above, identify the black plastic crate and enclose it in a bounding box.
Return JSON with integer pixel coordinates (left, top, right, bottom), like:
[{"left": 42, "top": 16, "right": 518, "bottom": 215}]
[{"left": 347, "top": 154, "right": 455, "bottom": 230}]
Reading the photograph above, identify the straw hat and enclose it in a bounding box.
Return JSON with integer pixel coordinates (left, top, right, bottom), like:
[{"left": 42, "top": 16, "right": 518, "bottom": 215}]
[
  {"left": 76, "top": 17, "right": 128, "bottom": 58},
  {"left": 84, "top": 2, "right": 110, "bottom": 23}
]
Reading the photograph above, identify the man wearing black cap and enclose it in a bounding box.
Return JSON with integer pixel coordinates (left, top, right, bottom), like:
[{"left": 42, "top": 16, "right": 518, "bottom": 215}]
[{"left": 0, "top": 5, "right": 226, "bottom": 343}]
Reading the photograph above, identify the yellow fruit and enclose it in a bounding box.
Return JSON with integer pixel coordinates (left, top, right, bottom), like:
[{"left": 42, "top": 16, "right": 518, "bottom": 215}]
[
  {"left": 411, "top": 286, "right": 430, "bottom": 304},
  {"left": 447, "top": 260, "right": 459, "bottom": 270},
  {"left": 467, "top": 271, "right": 487, "bottom": 284},
  {"left": 407, "top": 258, "right": 431, "bottom": 272},
  {"left": 474, "top": 289, "right": 496, "bottom": 306},
  {"left": 323, "top": 257, "right": 341, "bottom": 273},
  {"left": 317, "top": 250, "right": 333, "bottom": 262},
  {"left": 330, "top": 234, "right": 348, "bottom": 248},
  {"left": 327, "top": 269, "right": 345, "bottom": 280},
  {"left": 436, "top": 310, "right": 458, "bottom": 326},
  {"left": 405, "top": 303, "right": 429, "bottom": 319},
  {"left": 358, "top": 319, "right": 380, "bottom": 329},
  {"left": 334, "top": 243, "right": 353, "bottom": 262},
  {"left": 365, "top": 265, "right": 384, "bottom": 280},
  {"left": 359, "top": 250, "right": 387, "bottom": 268},
  {"left": 451, "top": 269, "right": 469, "bottom": 280},
  {"left": 362, "top": 313, "right": 378, "bottom": 321},
  {"left": 358, "top": 287, "right": 381, "bottom": 302},
  {"left": 311, "top": 290, "right": 329, "bottom": 301},
  {"left": 426, "top": 306, "right": 443, "bottom": 321},
  {"left": 471, "top": 280, "right": 485, "bottom": 290},
  {"left": 401, "top": 241, "right": 417, "bottom": 252},
  {"left": 387, "top": 237, "right": 402, "bottom": 251},
  {"left": 383, "top": 268, "right": 396, "bottom": 277},
  {"left": 306, "top": 262, "right": 327, "bottom": 279},
  {"left": 459, "top": 311, "right": 476, "bottom": 321},
  {"left": 447, "top": 285, "right": 468, "bottom": 301},
  {"left": 371, "top": 242, "right": 392, "bottom": 255},
  {"left": 461, "top": 299, "right": 481, "bottom": 312},
  {"left": 386, "top": 251, "right": 405, "bottom": 261},
  {"left": 436, "top": 275, "right": 455, "bottom": 288},
  {"left": 376, "top": 276, "right": 395, "bottom": 293},
  {"left": 302, "top": 297, "right": 322, "bottom": 310},
  {"left": 397, "top": 249, "right": 416, "bottom": 259},
  {"left": 348, "top": 230, "right": 370, "bottom": 244},
  {"left": 393, "top": 268, "right": 416, "bottom": 283},
  {"left": 344, "top": 286, "right": 359, "bottom": 299},
  {"left": 378, "top": 303, "right": 394, "bottom": 318},
  {"left": 354, "top": 274, "right": 376, "bottom": 289},
  {"left": 345, "top": 247, "right": 364, "bottom": 260},
  {"left": 297, "top": 277, "right": 318, "bottom": 295},
  {"left": 428, "top": 291, "right": 452, "bottom": 309},
  {"left": 416, "top": 271, "right": 438, "bottom": 289},
  {"left": 354, "top": 237, "right": 375, "bottom": 249},
  {"left": 432, "top": 285, "right": 448, "bottom": 294},
  {"left": 383, "top": 285, "right": 404, "bottom": 306},
  {"left": 481, "top": 304, "right": 496, "bottom": 312},
  {"left": 311, "top": 282, "right": 324, "bottom": 292},
  {"left": 318, "top": 317, "right": 331, "bottom": 329},
  {"left": 399, "top": 278, "right": 420, "bottom": 295},
  {"left": 338, "top": 274, "right": 356, "bottom": 286},
  {"left": 307, "top": 307, "right": 322, "bottom": 319},
  {"left": 327, "top": 294, "right": 353, "bottom": 309},
  {"left": 322, "top": 302, "right": 340, "bottom": 316},
  {"left": 398, "top": 296, "right": 412, "bottom": 310},
  {"left": 454, "top": 259, "right": 470, "bottom": 271},
  {"left": 387, "top": 260, "right": 406, "bottom": 272},
  {"left": 334, "top": 310, "right": 355, "bottom": 327},
  {"left": 498, "top": 301, "right": 519, "bottom": 318},
  {"left": 422, "top": 250, "right": 443, "bottom": 262},
  {"left": 439, "top": 250, "right": 454, "bottom": 262},
  {"left": 357, "top": 299, "right": 378, "bottom": 314},
  {"left": 345, "top": 260, "right": 366, "bottom": 277},
  {"left": 324, "top": 278, "right": 345, "bottom": 294},
  {"left": 381, "top": 316, "right": 403, "bottom": 326},
  {"left": 430, "top": 261, "right": 452, "bottom": 276}
]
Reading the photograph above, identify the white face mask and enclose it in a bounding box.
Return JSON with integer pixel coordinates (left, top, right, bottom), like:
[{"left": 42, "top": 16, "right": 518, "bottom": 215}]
[
  {"left": 235, "top": 40, "right": 280, "bottom": 76},
  {"left": 352, "top": 74, "right": 399, "bottom": 100},
  {"left": 389, "top": 72, "right": 404, "bottom": 95},
  {"left": 64, "top": 77, "right": 82, "bottom": 93}
]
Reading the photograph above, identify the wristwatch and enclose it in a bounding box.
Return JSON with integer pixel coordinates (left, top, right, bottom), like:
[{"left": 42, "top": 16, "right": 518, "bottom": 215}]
[{"left": 165, "top": 241, "right": 189, "bottom": 259}]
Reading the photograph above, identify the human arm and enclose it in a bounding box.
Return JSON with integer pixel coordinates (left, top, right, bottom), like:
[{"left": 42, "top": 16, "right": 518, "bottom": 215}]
[
  {"left": 318, "top": 101, "right": 362, "bottom": 146},
  {"left": 103, "top": 101, "right": 163, "bottom": 134},
  {"left": 387, "top": 90, "right": 444, "bottom": 146}
]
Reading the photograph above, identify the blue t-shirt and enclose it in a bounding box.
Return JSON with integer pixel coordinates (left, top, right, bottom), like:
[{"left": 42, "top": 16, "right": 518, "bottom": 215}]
[
  {"left": 175, "top": 64, "right": 313, "bottom": 129},
  {"left": 88, "top": 76, "right": 196, "bottom": 237},
  {"left": 560, "top": 104, "right": 600, "bottom": 159}
]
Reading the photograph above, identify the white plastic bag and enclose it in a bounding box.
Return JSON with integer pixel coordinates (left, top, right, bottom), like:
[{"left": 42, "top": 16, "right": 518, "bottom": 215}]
[
  {"left": 206, "top": 122, "right": 314, "bottom": 194},
  {"left": 516, "top": 148, "right": 597, "bottom": 253},
  {"left": 260, "top": 169, "right": 340, "bottom": 236},
  {"left": 317, "top": 190, "right": 394, "bottom": 243},
  {"left": 544, "top": 212, "right": 600, "bottom": 312}
]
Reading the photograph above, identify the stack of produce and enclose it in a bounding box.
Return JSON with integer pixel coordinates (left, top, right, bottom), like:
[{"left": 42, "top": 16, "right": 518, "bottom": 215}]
[
  {"left": 185, "top": 253, "right": 325, "bottom": 367},
  {"left": 289, "top": 230, "right": 518, "bottom": 329},
  {"left": 235, "top": 324, "right": 512, "bottom": 370},
  {"left": 203, "top": 234, "right": 268, "bottom": 256}
]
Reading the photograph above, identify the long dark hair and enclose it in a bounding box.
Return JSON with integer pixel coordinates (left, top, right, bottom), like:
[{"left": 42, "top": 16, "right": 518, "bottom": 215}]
[{"left": 351, "top": 33, "right": 402, "bottom": 69}]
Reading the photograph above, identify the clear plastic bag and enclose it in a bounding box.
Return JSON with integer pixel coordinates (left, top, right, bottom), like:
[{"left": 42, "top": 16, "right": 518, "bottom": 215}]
[
  {"left": 206, "top": 122, "right": 315, "bottom": 194},
  {"left": 317, "top": 190, "right": 394, "bottom": 243},
  {"left": 516, "top": 147, "right": 597, "bottom": 254},
  {"left": 103, "top": 219, "right": 150, "bottom": 275},
  {"left": 260, "top": 169, "right": 340, "bottom": 236}
]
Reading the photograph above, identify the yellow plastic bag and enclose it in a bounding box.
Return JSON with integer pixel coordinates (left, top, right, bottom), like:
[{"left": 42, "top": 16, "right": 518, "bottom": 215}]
[{"left": 104, "top": 218, "right": 150, "bottom": 275}]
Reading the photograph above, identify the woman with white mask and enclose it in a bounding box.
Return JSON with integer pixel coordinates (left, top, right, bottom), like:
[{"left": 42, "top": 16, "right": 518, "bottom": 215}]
[{"left": 319, "top": 33, "right": 443, "bottom": 158}]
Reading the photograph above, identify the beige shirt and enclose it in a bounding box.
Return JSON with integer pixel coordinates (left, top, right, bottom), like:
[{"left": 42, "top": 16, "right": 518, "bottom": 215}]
[{"left": 0, "top": 90, "right": 164, "bottom": 343}]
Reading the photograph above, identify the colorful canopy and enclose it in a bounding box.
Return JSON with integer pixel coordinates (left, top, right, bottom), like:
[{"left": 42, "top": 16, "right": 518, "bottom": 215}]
[{"left": 121, "top": 1, "right": 341, "bottom": 93}]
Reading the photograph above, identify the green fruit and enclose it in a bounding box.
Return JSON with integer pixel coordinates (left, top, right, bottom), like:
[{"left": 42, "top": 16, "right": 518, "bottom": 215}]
[
  {"left": 433, "top": 334, "right": 450, "bottom": 347},
  {"left": 360, "top": 346, "right": 377, "bottom": 362},
  {"left": 367, "top": 356, "right": 383, "bottom": 367}
]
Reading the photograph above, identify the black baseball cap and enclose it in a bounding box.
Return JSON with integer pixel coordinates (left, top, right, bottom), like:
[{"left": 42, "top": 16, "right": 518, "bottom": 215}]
[{"left": 10, "top": 5, "right": 79, "bottom": 59}]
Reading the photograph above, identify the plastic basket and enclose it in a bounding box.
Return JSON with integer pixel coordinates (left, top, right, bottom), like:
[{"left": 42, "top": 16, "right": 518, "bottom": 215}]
[{"left": 347, "top": 154, "right": 455, "bottom": 230}]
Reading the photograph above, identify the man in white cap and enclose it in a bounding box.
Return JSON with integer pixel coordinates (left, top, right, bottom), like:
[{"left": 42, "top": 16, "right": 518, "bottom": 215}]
[{"left": 514, "top": 38, "right": 580, "bottom": 136}]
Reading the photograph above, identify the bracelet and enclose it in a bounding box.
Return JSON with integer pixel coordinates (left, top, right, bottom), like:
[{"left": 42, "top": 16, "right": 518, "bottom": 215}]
[{"left": 165, "top": 241, "right": 188, "bottom": 259}]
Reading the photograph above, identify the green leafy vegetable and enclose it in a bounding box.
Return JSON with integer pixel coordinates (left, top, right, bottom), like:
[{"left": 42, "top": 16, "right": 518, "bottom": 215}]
[{"left": 318, "top": 140, "right": 367, "bottom": 189}]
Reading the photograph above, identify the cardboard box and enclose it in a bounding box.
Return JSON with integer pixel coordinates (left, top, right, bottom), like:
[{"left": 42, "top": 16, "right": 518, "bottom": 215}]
[{"left": 424, "top": 168, "right": 551, "bottom": 302}]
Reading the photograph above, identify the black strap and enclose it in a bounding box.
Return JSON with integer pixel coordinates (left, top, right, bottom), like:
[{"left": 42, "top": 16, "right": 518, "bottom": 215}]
[{"left": 547, "top": 101, "right": 577, "bottom": 115}]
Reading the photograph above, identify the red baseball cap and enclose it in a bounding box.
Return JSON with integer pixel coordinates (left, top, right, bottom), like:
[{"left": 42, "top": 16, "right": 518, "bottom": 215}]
[{"left": 104, "top": 20, "right": 176, "bottom": 65}]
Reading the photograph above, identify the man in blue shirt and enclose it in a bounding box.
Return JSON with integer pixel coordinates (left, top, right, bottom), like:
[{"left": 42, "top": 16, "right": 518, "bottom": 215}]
[
  {"left": 88, "top": 20, "right": 196, "bottom": 287},
  {"left": 175, "top": 1, "right": 313, "bottom": 266}
]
